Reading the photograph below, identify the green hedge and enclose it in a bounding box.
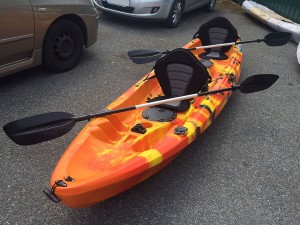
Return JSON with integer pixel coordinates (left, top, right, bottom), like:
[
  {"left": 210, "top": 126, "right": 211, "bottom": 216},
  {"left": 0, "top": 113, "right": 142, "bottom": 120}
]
[{"left": 233, "top": 0, "right": 300, "bottom": 24}]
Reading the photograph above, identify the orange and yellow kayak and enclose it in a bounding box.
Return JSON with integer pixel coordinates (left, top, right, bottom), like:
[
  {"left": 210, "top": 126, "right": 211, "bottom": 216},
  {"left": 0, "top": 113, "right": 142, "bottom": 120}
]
[{"left": 47, "top": 36, "right": 243, "bottom": 208}]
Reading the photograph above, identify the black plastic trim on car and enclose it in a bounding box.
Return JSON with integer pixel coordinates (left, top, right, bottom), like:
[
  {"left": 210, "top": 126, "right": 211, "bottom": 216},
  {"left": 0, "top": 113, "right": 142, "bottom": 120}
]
[{"left": 101, "top": 1, "right": 134, "bottom": 13}]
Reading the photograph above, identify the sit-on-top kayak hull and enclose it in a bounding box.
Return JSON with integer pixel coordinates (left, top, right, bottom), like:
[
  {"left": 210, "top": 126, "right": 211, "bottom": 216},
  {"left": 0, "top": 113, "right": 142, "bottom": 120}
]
[{"left": 49, "top": 38, "right": 243, "bottom": 208}]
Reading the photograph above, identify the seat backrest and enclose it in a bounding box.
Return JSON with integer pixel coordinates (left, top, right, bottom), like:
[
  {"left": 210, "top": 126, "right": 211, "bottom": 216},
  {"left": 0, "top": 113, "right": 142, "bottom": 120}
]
[
  {"left": 154, "top": 48, "right": 210, "bottom": 98},
  {"left": 193, "top": 17, "right": 239, "bottom": 54}
]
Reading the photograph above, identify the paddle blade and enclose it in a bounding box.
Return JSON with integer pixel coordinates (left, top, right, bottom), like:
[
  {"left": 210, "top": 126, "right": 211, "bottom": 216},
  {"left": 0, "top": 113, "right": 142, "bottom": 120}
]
[
  {"left": 264, "top": 32, "right": 292, "bottom": 46},
  {"left": 239, "top": 74, "right": 279, "bottom": 93},
  {"left": 128, "top": 49, "right": 163, "bottom": 64},
  {"left": 3, "top": 112, "right": 76, "bottom": 145}
]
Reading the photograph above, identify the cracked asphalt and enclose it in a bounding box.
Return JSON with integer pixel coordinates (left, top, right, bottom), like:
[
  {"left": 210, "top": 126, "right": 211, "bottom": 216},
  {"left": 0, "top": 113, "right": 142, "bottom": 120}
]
[{"left": 1, "top": 0, "right": 299, "bottom": 224}]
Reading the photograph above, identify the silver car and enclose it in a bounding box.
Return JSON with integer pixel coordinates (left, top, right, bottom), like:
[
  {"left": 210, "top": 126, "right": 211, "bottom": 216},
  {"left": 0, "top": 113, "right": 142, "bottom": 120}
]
[
  {"left": 0, "top": 0, "right": 99, "bottom": 78},
  {"left": 94, "top": 0, "right": 216, "bottom": 27}
]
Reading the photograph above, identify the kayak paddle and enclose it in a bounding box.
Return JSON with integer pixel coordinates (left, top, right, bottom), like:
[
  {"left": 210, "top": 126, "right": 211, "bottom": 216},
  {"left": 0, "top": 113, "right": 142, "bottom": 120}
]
[
  {"left": 3, "top": 74, "right": 279, "bottom": 146},
  {"left": 128, "top": 32, "right": 292, "bottom": 64}
]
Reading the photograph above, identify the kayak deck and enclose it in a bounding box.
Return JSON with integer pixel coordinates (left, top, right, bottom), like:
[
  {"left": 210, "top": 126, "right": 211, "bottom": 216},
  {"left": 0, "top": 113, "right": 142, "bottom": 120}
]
[{"left": 50, "top": 38, "right": 243, "bottom": 208}]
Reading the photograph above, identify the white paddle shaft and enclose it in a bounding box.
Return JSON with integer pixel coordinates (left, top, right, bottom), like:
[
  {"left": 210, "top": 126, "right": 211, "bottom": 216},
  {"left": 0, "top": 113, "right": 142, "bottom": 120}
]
[
  {"left": 136, "top": 93, "right": 198, "bottom": 109},
  {"left": 135, "top": 86, "right": 236, "bottom": 109},
  {"left": 192, "top": 42, "right": 236, "bottom": 50}
]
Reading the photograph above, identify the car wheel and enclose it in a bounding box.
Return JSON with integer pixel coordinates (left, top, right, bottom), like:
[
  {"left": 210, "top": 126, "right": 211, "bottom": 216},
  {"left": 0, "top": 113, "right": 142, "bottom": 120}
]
[
  {"left": 43, "top": 20, "right": 83, "bottom": 73},
  {"left": 165, "top": 0, "right": 184, "bottom": 28},
  {"left": 204, "top": 0, "right": 216, "bottom": 12}
]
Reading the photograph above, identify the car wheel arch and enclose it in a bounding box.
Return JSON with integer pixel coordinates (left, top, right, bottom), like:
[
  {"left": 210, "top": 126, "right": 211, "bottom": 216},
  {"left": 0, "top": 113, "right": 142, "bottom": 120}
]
[{"left": 43, "top": 14, "right": 87, "bottom": 48}]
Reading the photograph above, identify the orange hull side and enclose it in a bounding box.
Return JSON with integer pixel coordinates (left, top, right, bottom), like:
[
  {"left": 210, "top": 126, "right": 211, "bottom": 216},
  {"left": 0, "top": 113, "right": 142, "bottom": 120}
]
[{"left": 50, "top": 38, "right": 243, "bottom": 208}]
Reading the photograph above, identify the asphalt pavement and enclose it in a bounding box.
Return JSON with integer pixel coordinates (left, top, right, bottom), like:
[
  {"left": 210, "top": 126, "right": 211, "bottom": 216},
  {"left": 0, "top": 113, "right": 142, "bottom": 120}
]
[{"left": 1, "top": 0, "right": 299, "bottom": 224}]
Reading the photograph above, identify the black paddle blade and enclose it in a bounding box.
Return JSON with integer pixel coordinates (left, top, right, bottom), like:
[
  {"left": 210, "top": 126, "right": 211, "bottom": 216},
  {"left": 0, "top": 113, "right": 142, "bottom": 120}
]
[
  {"left": 128, "top": 49, "right": 163, "bottom": 64},
  {"left": 264, "top": 32, "right": 292, "bottom": 46},
  {"left": 3, "top": 112, "right": 76, "bottom": 145},
  {"left": 239, "top": 74, "right": 279, "bottom": 93}
]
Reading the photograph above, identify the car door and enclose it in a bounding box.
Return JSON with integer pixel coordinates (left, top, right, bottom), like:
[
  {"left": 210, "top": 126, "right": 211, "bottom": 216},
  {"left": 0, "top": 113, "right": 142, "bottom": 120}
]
[{"left": 0, "top": 0, "right": 34, "bottom": 67}]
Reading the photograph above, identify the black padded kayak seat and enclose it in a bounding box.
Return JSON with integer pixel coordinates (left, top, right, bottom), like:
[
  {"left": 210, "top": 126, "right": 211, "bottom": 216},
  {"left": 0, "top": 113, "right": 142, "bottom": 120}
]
[
  {"left": 193, "top": 17, "right": 239, "bottom": 60},
  {"left": 151, "top": 48, "right": 210, "bottom": 112}
]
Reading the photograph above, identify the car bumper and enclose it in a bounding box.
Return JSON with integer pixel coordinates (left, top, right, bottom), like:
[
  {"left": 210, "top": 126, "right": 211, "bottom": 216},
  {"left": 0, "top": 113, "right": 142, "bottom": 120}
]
[{"left": 93, "top": 0, "right": 173, "bottom": 20}]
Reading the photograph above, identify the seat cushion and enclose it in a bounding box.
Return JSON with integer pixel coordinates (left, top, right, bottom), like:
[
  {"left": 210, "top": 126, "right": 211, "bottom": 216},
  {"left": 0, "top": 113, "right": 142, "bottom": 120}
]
[
  {"left": 166, "top": 63, "right": 194, "bottom": 97},
  {"left": 155, "top": 48, "right": 210, "bottom": 97},
  {"left": 193, "top": 17, "right": 239, "bottom": 54},
  {"left": 153, "top": 48, "right": 210, "bottom": 112}
]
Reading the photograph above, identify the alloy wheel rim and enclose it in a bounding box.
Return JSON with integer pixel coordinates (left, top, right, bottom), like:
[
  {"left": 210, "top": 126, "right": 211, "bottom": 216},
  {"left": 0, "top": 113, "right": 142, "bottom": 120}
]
[
  {"left": 210, "top": 0, "right": 216, "bottom": 10},
  {"left": 172, "top": 1, "right": 182, "bottom": 25}
]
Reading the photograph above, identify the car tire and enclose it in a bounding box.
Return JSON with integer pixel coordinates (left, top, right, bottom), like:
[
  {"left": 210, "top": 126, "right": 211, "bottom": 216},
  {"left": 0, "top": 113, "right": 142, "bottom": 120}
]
[
  {"left": 165, "top": 0, "right": 184, "bottom": 28},
  {"left": 204, "top": 0, "right": 216, "bottom": 12},
  {"left": 43, "top": 20, "right": 84, "bottom": 73}
]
